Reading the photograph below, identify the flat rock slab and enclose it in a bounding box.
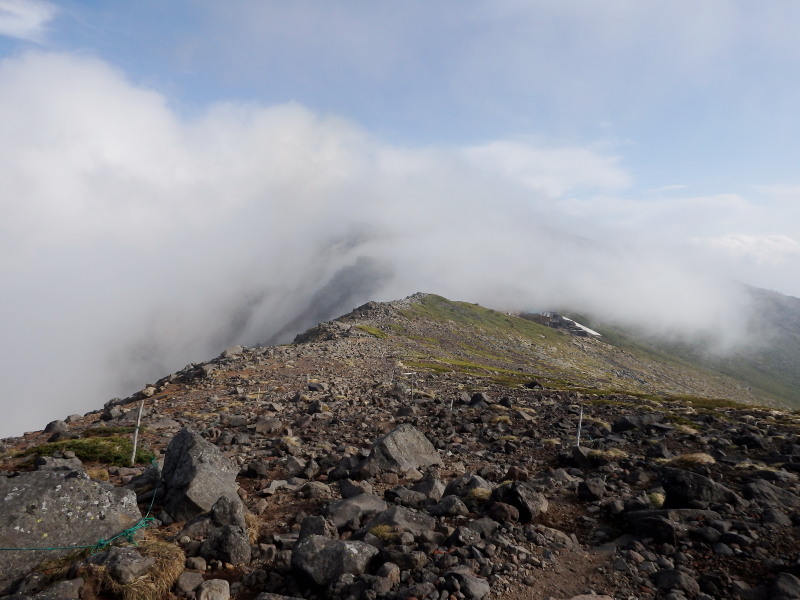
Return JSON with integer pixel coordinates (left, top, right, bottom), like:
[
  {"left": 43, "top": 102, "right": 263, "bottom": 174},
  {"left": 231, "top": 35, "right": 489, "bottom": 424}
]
[{"left": 0, "top": 469, "right": 142, "bottom": 594}]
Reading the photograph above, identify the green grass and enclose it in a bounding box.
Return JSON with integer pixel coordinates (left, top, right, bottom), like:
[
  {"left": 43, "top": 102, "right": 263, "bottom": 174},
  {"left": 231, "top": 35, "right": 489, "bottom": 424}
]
[
  {"left": 399, "top": 294, "right": 559, "bottom": 342},
  {"left": 355, "top": 324, "right": 388, "bottom": 339},
  {"left": 81, "top": 426, "right": 137, "bottom": 438},
  {"left": 19, "top": 436, "right": 154, "bottom": 466}
]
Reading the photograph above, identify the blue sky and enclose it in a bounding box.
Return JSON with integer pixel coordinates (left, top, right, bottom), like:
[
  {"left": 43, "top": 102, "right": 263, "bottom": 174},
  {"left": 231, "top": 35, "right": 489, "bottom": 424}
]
[{"left": 1, "top": 0, "right": 799, "bottom": 436}]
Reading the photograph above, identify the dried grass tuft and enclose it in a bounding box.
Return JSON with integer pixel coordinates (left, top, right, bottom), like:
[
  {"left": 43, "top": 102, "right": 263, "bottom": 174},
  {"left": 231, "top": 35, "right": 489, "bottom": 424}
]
[
  {"left": 81, "top": 537, "right": 184, "bottom": 600},
  {"left": 667, "top": 452, "right": 716, "bottom": 467}
]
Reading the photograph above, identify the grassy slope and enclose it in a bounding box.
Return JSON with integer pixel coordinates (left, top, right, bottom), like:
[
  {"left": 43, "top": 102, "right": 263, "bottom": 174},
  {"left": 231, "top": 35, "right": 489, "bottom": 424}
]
[
  {"left": 377, "top": 294, "right": 775, "bottom": 406},
  {"left": 563, "top": 287, "right": 800, "bottom": 409}
]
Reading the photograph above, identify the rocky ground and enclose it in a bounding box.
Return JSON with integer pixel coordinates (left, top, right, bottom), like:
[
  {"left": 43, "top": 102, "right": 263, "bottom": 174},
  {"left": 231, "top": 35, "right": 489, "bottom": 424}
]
[{"left": 1, "top": 295, "right": 800, "bottom": 600}]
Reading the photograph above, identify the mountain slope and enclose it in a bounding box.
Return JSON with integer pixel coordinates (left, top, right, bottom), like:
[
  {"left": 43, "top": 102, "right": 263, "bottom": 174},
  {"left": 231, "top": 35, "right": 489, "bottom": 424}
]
[
  {"left": 567, "top": 286, "right": 800, "bottom": 409},
  {"left": 302, "top": 292, "right": 784, "bottom": 408},
  {"left": 3, "top": 291, "right": 800, "bottom": 599}
]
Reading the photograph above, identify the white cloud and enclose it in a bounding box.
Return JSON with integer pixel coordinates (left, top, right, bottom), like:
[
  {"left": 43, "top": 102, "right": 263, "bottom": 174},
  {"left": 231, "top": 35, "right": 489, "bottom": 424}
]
[
  {"left": 692, "top": 234, "right": 800, "bottom": 266},
  {"left": 462, "top": 141, "right": 630, "bottom": 197},
  {"left": 0, "top": 0, "right": 56, "bottom": 42},
  {"left": 0, "top": 50, "right": 796, "bottom": 438}
]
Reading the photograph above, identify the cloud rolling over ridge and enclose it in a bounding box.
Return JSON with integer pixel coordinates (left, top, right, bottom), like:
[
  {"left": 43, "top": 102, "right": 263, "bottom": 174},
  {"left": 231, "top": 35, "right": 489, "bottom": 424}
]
[{"left": 0, "top": 51, "right": 771, "bottom": 437}]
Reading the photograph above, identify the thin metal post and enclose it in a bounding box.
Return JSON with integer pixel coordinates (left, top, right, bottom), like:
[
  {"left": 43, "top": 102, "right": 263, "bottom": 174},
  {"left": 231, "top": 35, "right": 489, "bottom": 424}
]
[
  {"left": 576, "top": 404, "right": 584, "bottom": 447},
  {"left": 131, "top": 399, "right": 145, "bottom": 466}
]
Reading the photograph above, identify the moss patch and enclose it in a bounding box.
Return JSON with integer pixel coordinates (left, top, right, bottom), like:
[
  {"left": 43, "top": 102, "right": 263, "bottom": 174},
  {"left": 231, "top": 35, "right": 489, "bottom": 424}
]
[{"left": 19, "top": 436, "right": 154, "bottom": 466}]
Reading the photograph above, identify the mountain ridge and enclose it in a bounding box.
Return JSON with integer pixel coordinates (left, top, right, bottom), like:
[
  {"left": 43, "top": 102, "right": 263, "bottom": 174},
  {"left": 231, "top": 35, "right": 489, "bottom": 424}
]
[{"left": 1, "top": 292, "right": 800, "bottom": 600}]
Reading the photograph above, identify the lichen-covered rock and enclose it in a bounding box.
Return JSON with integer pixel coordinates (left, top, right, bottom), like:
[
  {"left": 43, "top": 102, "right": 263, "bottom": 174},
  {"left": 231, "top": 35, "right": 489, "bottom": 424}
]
[{"left": 0, "top": 469, "right": 142, "bottom": 594}]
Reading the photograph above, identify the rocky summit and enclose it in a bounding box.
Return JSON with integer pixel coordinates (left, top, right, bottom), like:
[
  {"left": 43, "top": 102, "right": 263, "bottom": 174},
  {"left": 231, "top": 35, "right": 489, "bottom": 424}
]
[{"left": 1, "top": 293, "right": 800, "bottom": 600}]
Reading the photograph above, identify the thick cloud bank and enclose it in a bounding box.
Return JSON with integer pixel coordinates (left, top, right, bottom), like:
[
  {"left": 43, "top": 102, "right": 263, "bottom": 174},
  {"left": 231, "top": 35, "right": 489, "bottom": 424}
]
[{"left": 0, "top": 52, "right": 764, "bottom": 437}]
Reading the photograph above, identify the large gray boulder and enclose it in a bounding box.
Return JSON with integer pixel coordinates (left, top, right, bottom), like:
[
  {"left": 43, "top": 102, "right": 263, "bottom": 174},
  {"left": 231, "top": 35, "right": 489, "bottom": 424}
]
[
  {"left": 291, "top": 535, "right": 379, "bottom": 587},
  {"left": 359, "top": 424, "right": 442, "bottom": 475},
  {"left": 161, "top": 428, "right": 239, "bottom": 521},
  {"left": 742, "top": 478, "right": 800, "bottom": 511},
  {"left": 660, "top": 467, "right": 744, "bottom": 509},
  {"left": 0, "top": 469, "right": 142, "bottom": 594}
]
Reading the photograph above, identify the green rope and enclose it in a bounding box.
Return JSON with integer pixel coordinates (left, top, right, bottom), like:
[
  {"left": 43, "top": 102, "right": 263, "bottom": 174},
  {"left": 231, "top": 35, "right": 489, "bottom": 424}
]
[{"left": 0, "top": 459, "right": 161, "bottom": 554}]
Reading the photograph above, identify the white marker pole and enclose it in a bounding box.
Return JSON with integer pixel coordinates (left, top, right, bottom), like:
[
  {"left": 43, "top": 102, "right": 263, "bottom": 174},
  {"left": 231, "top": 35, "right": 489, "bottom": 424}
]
[
  {"left": 131, "top": 399, "right": 145, "bottom": 466},
  {"left": 576, "top": 404, "right": 584, "bottom": 447}
]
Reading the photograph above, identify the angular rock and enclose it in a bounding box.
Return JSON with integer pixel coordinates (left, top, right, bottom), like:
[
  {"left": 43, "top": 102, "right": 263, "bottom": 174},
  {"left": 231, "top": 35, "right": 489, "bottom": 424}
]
[
  {"left": 161, "top": 428, "right": 239, "bottom": 521},
  {"left": 652, "top": 569, "right": 700, "bottom": 596},
  {"left": 324, "top": 493, "right": 388, "bottom": 529},
  {"left": 291, "top": 535, "right": 379, "bottom": 587},
  {"left": 660, "top": 467, "right": 744, "bottom": 509},
  {"left": 742, "top": 479, "right": 800, "bottom": 510},
  {"left": 443, "top": 474, "right": 492, "bottom": 501},
  {"left": 489, "top": 481, "right": 548, "bottom": 523},
  {"left": 578, "top": 477, "right": 606, "bottom": 501},
  {"left": 200, "top": 524, "right": 252, "bottom": 565},
  {"left": 428, "top": 495, "right": 470, "bottom": 517},
  {"left": 613, "top": 413, "right": 664, "bottom": 433},
  {"left": 210, "top": 495, "right": 247, "bottom": 529},
  {"left": 298, "top": 515, "right": 338, "bottom": 540},
  {"left": 411, "top": 476, "right": 446, "bottom": 501},
  {"left": 88, "top": 547, "right": 155, "bottom": 584},
  {"left": 29, "top": 578, "right": 84, "bottom": 600},
  {"left": 770, "top": 572, "right": 800, "bottom": 600},
  {"left": 197, "top": 579, "right": 230, "bottom": 600},
  {"left": 175, "top": 571, "right": 205, "bottom": 596},
  {"left": 0, "top": 469, "right": 142, "bottom": 594},
  {"left": 362, "top": 505, "right": 436, "bottom": 538},
  {"left": 359, "top": 424, "right": 442, "bottom": 475},
  {"left": 446, "top": 566, "right": 491, "bottom": 600}
]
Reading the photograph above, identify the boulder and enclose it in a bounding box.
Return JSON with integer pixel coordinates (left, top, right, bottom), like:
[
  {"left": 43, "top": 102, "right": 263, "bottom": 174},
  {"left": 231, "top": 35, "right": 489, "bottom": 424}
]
[
  {"left": 651, "top": 569, "right": 700, "bottom": 596},
  {"left": 30, "top": 578, "right": 84, "bottom": 600},
  {"left": 770, "top": 572, "right": 800, "bottom": 600},
  {"left": 362, "top": 505, "right": 437, "bottom": 538},
  {"left": 359, "top": 424, "right": 442, "bottom": 475},
  {"left": 489, "top": 481, "right": 548, "bottom": 523},
  {"left": 200, "top": 524, "right": 252, "bottom": 565},
  {"left": 660, "top": 467, "right": 744, "bottom": 509},
  {"left": 445, "top": 566, "right": 490, "bottom": 600},
  {"left": 742, "top": 479, "right": 800, "bottom": 511},
  {"left": 324, "top": 493, "right": 388, "bottom": 530},
  {"left": 612, "top": 413, "right": 664, "bottom": 433},
  {"left": 161, "top": 428, "right": 239, "bottom": 521},
  {"left": 291, "top": 535, "right": 378, "bottom": 587},
  {"left": 0, "top": 469, "right": 142, "bottom": 594}
]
